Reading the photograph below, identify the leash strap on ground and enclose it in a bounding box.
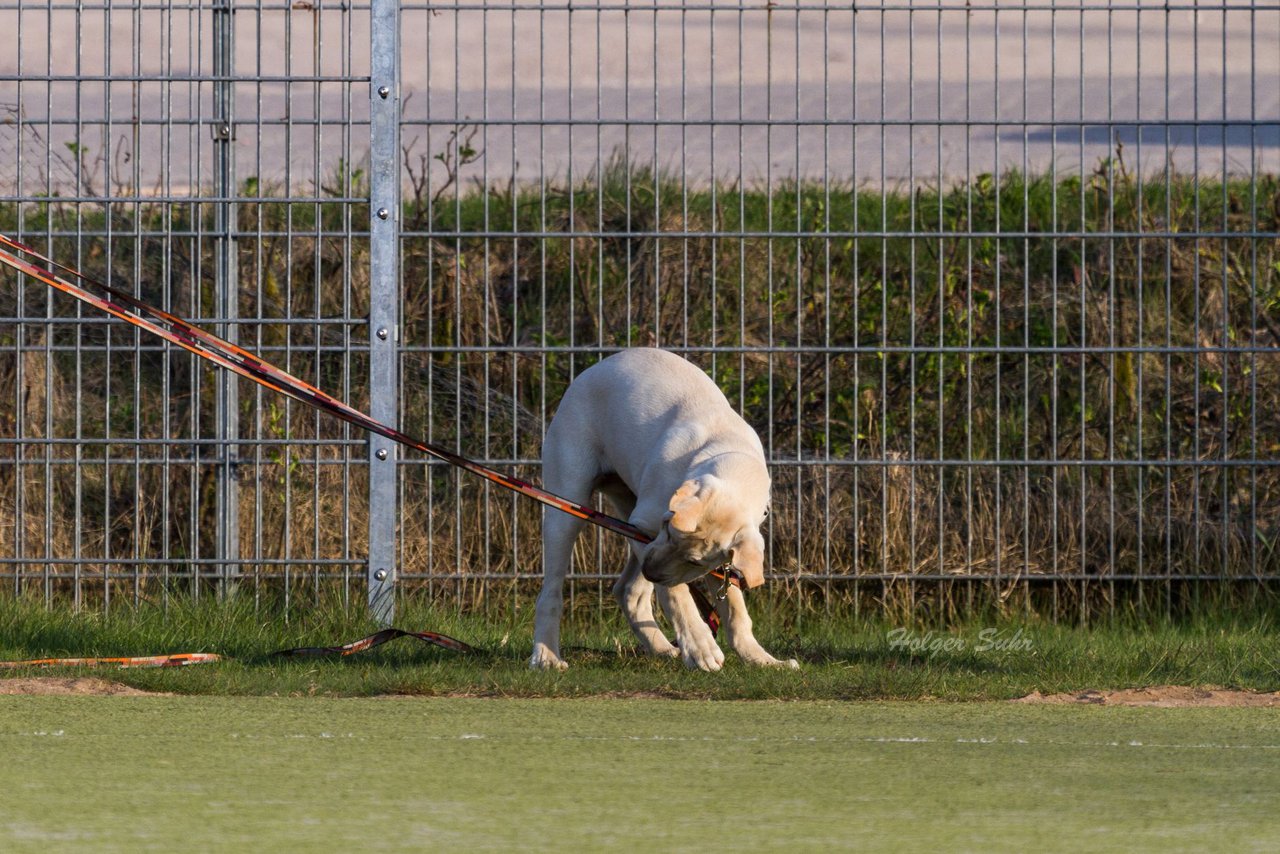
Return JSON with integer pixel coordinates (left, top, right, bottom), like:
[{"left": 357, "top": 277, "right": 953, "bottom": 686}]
[
  {"left": 0, "top": 627, "right": 475, "bottom": 669},
  {"left": 270, "top": 627, "right": 475, "bottom": 657},
  {"left": 0, "top": 653, "right": 225, "bottom": 669}
]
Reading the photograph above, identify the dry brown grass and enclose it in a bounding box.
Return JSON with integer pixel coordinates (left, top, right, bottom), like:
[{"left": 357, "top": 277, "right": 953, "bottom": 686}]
[{"left": 1, "top": 163, "right": 1278, "bottom": 615}]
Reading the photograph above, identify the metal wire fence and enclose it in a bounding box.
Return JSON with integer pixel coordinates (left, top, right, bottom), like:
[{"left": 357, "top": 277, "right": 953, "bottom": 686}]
[{"left": 1, "top": 0, "right": 1277, "bottom": 620}]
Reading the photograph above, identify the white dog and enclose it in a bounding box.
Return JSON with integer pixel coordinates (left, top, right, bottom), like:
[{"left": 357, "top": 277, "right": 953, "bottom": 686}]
[{"left": 530, "top": 348, "right": 798, "bottom": 672}]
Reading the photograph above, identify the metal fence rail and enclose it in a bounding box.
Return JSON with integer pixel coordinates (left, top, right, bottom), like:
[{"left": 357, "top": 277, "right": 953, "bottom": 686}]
[{"left": 1, "top": 0, "right": 1277, "bottom": 619}]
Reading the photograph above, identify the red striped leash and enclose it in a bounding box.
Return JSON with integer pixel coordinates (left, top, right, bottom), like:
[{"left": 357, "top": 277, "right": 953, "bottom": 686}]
[
  {"left": 0, "top": 233, "right": 650, "bottom": 545},
  {"left": 0, "top": 234, "right": 743, "bottom": 660}
]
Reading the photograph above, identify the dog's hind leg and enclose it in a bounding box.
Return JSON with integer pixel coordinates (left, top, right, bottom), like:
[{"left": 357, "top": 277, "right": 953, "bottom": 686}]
[
  {"left": 529, "top": 481, "right": 588, "bottom": 665},
  {"left": 599, "top": 477, "right": 677, "bottom": 658},
  {"left": 613, "top": 551, "right": 679, "bottom": 659},
  {"left": 530, "top": 504, "right": 583, "bottom": 670}
]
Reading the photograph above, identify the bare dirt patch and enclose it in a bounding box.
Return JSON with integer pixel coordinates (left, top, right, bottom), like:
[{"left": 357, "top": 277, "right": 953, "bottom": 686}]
[
  {"left": 0, "top": 677, "right": 167, "bottom": 697},
  {"left": 1014, "top": 686, "right": 1280, "bottom": 708}
]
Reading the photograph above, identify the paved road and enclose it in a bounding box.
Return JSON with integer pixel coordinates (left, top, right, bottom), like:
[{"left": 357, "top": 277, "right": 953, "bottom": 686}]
[{"left": 2, "top": 2, "right": 1276, "bottom": 194}]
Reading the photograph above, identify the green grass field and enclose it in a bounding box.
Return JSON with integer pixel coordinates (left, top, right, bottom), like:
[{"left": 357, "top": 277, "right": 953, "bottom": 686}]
[
  {"left": 3, "top": 602, "right": 1280, "bottom": 850},
  {"left": 2, "top": 696, "right": 1277, "bottom": 852},
  {"left": 3, "top": 597, "right": 1280, "bottom": 699}
]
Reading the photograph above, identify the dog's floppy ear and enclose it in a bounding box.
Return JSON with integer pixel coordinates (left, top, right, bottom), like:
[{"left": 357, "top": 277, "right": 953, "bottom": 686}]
[
  {"left": 732, "top": 539, "right": 767, "bottom": 588},
  {"left": 666, "top": 479, "right": 704, "bottom": 533}
]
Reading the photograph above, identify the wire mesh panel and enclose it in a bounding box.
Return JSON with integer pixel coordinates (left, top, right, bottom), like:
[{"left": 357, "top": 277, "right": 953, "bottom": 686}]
[
  {"left": 0, "top": 1, "right": 1277, "bottom": 618},
  {"left": 0, "top": 0, "right": 373, "bottom": 610},
  {"left": 393, "top": 0, "right": 1279, "bottom": 618}
]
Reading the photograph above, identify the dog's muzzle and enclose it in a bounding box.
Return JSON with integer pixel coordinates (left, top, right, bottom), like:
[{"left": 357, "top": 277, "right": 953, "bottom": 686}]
[
  {"left": 640, "top": 555, "right": 703, "bottom": 587},
  {"left": 641, "top": 544, "right": 747, "bottom": 592}
]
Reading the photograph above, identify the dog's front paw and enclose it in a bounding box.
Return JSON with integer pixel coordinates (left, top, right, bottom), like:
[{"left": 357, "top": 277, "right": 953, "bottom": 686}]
[
  {"left": 529, "top": 643, "right": 569, "bottom": 671},
  {"left": 678, "top": 632, "right": 725, "bottom": 672}
]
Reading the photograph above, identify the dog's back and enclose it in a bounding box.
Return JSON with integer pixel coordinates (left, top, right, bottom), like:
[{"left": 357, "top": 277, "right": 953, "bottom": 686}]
[{"left": 544, "top": 348, "right": 762, "bottom": 496}]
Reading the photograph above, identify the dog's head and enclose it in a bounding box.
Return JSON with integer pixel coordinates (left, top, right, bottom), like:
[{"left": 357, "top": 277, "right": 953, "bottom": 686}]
[{"left": 640, "top": 475, "right": 769, "bottom": 589}]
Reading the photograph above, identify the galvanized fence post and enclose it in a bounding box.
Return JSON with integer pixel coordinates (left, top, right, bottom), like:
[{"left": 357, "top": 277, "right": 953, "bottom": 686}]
[
  {"left": 368, "top": 0, "right": 400, "bottom": 624},
  {"left": 212, "top": 0, "right": 239, "bottom": 597}
]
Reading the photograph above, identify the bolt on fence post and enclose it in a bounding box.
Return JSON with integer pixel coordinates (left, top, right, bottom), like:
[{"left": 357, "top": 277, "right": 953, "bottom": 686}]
[
  {"left": 368, "top": 0, "right": 400, "bottom": 625},
  {"left": 212, "top": 0, "right": 239, "bottom": 599}
]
